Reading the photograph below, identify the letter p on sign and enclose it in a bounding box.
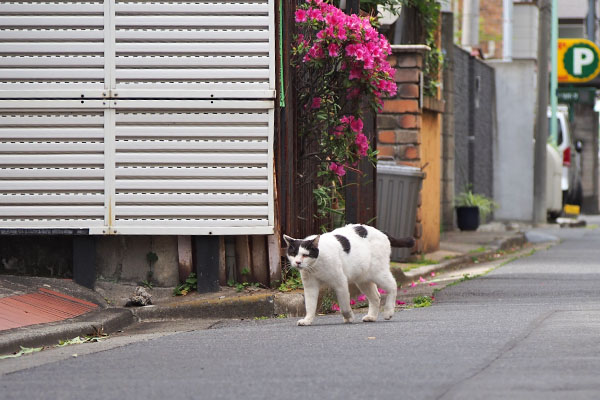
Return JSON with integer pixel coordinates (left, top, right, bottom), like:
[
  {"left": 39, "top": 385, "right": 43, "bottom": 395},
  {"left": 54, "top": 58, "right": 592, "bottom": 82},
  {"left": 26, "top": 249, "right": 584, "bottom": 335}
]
[
  {"left": 558, "top": 39, "right": 600, "bottom": 83},
  {"left": 574, "top": 47, "right": 594, "bottom": 75}
]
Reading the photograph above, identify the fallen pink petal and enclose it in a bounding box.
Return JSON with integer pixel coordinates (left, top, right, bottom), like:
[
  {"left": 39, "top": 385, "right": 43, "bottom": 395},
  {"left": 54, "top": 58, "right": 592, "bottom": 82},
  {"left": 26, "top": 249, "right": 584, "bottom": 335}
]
[
  {"left": 331, "top": 303, "right": 340, "bottom": 311},
  {"left": 357, "top": 294, "right": 367, "bottom": 302},
  {"left": 396, "top": 300, "right": 406, "bottom": 305},
  {"left": 410, "top": 282, "right": 417, "bottom": 287},
  {"left": 378, "top": 288, "right": 386, "bottom": 294},
  {"left": 429, "top": 282, "right": 437, "bottom": 286},
  {"left": 419, "top": 276, "right": 427, "bottom": 283},
  {"left": 350, "top": 299, "right": 356, "bottom": 305},
  {"left": 431, "top": 272, "right": 436, "bottom": 277}
]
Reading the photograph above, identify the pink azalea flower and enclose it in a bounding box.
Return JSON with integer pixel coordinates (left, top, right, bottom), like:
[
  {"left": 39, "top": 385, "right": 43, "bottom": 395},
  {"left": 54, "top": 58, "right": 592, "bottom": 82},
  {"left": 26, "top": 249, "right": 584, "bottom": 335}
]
[
  {"left": 377, "top": 288, "right": 386, "bottom": 294},
  {"left": 327, "top": 43, "right": 340, "bottom": 57},
  {"left": 331, "top": 303, "right": 340, "bottom": 311},
  {"left": 350, "top": 117, "right": 363, "bottom": 133},
  {"left": 355, "top": 133, "right": 369, "bottom": 156},
  {"left": 295, "top": 9, "right": 307, "bottom": 23},
  {"left": 396, "top": 300, "right": 406, "bottom": 305},
  {"left": 311, "top": 97, "right": 321, "bottom": 109},
  {"left": 348, "top": 66, "right": 362, "bottom": 80},
  {"left": 357, "top": 294, "right": 367, "bottom": 302},
  {"left": 328, "top": 162, "right": 346, "bottom": 177},
  {"left": 350, "top": 299, "right": 356, "bottom": 305}
]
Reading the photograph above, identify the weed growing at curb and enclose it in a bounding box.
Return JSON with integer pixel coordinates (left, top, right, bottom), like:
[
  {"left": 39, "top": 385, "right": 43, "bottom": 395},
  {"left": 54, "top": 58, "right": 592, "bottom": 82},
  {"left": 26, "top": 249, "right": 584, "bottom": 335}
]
[
  {"left": 410, "top": 296, "right": 434, "bottom": 308},
  {"left": 278, "top": 268, "right": 303, "bottom": 292},
  {"left": 469, "top": 246, "right": 487, "bottom": 254},
  {"left": 0, "top": 346, "right": 42, "bottom": 359},
  {"left": 227, "top": 280, "right": 261, "bottom": 293},
  {"left": 173, "top": 273, "right": 198, "bottom": 296}
]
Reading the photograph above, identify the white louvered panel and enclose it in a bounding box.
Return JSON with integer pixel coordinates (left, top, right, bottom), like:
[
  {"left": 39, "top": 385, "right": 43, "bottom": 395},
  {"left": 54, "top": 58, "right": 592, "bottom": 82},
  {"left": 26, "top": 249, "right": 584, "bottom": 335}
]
[
  {"left": 0, "top": 193, "right": 103, "bottom": 204},
  {"left": 116, "top": 192, "right": 267, "bottom": 204},
  {"left": 114, "top": 0, "right": 275, "bottom": 98},
  {"left": 0, "top": 168, "right": 104, "bottom": 179},
  {"left": 112, "top": 101, "right": 274, "bottom": 234},
  {"left": 116, "top": 125, "right": 269, "bottom": 138},
  {"left": 116, "top": 139, "right": 268, "bottom": 151},
  {"left": 0, "top": 2, "right": 105, "bottom": 98},
  {"left": 0, "top": 106, "right": 105, "bottom": 229},
  {"left": 115, "top": 166, "right": 267, "bottom": 178},
  {"left": 116, "top": 179, "right": 268, "bottom": 191},
  {"left": 115, "top": 29, "right": 268, "bottom": 41},
  {"left": 115, "top": 2, "right": 270, "bottom": 14},
  {"left": 0, "top": 127, "right": 104, "bottom": 139},
  {"left": 116, "top": 55, "right": 269, "bottom": 68}
]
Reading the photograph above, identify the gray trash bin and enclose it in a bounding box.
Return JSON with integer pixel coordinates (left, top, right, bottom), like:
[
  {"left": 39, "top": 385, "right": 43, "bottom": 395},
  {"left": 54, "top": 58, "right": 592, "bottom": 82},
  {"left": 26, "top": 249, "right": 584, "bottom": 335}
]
[{"left": 376, "top": 162, "right": 424, "bottom": 261}]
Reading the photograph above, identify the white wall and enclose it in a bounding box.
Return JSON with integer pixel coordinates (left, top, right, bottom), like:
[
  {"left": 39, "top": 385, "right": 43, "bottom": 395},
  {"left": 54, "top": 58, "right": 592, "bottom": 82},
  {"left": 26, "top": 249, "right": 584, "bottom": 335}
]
[{"left": 487, "top": 59, "right": 537, "bottom": 221}]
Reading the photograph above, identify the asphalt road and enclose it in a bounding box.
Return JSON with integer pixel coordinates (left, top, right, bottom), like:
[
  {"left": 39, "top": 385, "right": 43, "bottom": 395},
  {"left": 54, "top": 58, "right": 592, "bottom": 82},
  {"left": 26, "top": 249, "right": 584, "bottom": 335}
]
[{"left": 2, "top": 223, "right": 600, "bottom": 399}]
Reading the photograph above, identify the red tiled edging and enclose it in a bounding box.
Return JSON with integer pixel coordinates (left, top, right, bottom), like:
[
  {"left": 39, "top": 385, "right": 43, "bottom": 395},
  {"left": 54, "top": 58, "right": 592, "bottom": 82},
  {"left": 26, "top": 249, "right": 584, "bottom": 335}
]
[{"left": 0, "top": 288, "right": 98, "bottom": 331}]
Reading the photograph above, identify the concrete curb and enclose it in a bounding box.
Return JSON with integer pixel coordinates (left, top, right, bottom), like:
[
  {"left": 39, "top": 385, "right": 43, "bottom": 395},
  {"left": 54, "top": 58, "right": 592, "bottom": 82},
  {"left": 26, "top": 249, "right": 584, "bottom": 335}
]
[
  {"left": 398, "top": 232, "right": 528, "bottom": 284},
  {"left": 0, "top": 308, "right": 134, "bottom": 356},
  {"left": 132, "top": 293, "right": 277, "bottom": 321}
]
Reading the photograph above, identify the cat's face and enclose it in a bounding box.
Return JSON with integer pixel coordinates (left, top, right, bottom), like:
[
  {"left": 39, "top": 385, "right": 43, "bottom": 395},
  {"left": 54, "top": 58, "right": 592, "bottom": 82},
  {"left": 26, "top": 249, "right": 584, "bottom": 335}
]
[{"left": 283, "top": 235, "right": 320, "bottom": 270}]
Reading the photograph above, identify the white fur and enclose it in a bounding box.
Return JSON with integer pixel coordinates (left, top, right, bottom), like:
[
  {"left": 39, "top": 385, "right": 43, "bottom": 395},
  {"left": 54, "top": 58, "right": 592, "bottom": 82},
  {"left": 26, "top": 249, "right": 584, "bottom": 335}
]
[{"left": 283, "top": 224, "right": 397, "bottom": 326}]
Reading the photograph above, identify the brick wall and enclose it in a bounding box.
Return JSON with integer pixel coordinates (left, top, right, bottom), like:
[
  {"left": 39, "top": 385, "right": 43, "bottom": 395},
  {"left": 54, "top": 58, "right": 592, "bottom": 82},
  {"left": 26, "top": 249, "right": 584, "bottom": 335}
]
[{"left": 377, "top": 46, "right": 426, "bottom": 166}]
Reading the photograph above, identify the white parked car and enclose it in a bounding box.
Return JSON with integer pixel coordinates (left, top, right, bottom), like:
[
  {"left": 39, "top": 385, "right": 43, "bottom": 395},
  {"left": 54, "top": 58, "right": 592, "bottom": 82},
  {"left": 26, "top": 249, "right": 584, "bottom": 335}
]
[{"left": 547, "top": 105, "right": 583, "bottom": 208}]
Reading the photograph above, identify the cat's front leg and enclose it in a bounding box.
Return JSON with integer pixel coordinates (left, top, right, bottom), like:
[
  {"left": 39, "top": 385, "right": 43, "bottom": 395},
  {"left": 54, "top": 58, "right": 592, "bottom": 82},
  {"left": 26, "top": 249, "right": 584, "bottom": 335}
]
[
  {"left": 333, "top": 281, "right": 354, "bottom": 324},
  {"left": 298, "top": 278, "right": 320, "bottom": 326}
]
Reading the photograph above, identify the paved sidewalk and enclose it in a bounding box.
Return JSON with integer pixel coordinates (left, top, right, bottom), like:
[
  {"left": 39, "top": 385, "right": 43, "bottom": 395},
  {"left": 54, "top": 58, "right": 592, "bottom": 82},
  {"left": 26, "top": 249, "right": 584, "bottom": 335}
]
[{"left": 0, "top": 222, "right": 542, "bottom": 356}]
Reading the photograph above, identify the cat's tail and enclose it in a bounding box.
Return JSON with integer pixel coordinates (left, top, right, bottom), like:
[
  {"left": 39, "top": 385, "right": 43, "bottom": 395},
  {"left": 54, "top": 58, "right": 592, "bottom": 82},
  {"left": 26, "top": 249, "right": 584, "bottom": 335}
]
[{"left": 385, "top": 233, "right": 415, "bottom": 248}]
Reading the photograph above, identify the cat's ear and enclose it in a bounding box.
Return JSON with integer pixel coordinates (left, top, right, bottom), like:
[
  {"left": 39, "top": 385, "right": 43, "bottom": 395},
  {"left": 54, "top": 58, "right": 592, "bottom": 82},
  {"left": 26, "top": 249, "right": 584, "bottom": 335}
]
[
  {"left": 282, "top": 234, "right": 294, "bottom": 247},
  {"left": 311, "top": 235, "right": 320, "bottom": 248}
]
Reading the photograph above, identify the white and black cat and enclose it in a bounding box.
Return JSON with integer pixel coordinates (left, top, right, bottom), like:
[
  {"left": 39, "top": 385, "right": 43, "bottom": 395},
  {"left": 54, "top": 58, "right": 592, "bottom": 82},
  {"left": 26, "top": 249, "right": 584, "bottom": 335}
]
[{"left": 283, "top": 224, "right": 414, "bottom": 326}]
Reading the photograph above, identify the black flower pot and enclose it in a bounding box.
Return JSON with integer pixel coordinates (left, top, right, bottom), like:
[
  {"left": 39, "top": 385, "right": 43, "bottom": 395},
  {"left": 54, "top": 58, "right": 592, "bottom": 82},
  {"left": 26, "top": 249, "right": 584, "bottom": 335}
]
[{"left": 456, "top": 206, "right": 480, "bottom": 231}]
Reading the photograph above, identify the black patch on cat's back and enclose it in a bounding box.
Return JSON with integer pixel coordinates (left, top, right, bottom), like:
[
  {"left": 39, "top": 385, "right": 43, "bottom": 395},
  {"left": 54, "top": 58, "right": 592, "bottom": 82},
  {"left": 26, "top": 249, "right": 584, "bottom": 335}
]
[
  {"left": 301, "top": 240, "right": 319, "bottom": 259},
  {"left": 354, "top": 225, "right": 368, "bottom": 238},
  {"left": 334, "top": 235, "right": 351, "bottom": 253}
]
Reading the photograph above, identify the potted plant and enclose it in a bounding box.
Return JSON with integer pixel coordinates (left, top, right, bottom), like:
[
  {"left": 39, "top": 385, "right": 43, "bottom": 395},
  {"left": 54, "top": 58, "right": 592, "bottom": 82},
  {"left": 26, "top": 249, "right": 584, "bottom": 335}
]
[{"left": 455, "top": 189, "right": 498, "bottom": 231}]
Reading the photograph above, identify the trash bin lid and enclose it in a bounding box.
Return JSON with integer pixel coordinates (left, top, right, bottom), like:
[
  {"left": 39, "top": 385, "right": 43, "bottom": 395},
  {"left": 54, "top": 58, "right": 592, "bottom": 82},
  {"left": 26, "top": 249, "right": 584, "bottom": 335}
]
[{"left": 377, "top": 162, "right": 424, "bottom": 178}]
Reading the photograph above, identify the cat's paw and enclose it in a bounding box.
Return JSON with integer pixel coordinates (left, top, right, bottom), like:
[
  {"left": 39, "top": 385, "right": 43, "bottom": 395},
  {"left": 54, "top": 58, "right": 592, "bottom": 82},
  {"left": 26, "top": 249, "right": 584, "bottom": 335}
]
[
  {"left": 382, "top": 311, "right": 394, "bottom": 320},
  {"left": 342, "top": 312, "right": 354, "bottom": 324},
  {"left": 297, "top": 318, "right": 312, "bottom": 326},
  {"left": 362, "top": 314, "right": 377, "bottom": 322}
]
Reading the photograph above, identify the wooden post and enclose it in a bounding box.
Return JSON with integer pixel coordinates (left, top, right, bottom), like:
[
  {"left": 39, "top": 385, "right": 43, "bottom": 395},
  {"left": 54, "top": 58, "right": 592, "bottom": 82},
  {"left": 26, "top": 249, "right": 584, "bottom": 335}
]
[
  {"left": 234, "top": 235, "right": 251, "bottom": 283},
  {"left": 250, "top": 236, "right": 269, "bottom": 286},
  {"left": 218, "top": 236, "right": 227, "bottom": 286},
  {"left": 177, "top": 235, "right": 193, "bottom": 283}
]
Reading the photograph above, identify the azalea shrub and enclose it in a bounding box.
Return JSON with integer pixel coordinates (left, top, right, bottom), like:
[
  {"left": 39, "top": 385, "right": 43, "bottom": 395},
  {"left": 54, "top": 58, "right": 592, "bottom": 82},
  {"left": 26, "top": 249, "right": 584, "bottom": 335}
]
[{"left": 292, "top": 0, "right": 397, "bottom": 226}]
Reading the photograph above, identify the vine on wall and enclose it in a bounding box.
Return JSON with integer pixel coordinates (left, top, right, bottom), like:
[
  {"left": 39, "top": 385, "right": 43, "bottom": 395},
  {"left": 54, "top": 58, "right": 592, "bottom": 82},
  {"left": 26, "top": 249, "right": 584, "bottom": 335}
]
[{"left": 292, "top": 0, "right": 397, "bottom": 229}]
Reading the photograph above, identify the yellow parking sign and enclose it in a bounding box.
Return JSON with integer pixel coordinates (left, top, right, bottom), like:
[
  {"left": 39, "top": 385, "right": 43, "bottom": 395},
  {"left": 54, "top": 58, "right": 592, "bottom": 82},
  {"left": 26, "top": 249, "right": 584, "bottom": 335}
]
[{"left": 558, "top": 38, "right": 600, "bottom": 83}]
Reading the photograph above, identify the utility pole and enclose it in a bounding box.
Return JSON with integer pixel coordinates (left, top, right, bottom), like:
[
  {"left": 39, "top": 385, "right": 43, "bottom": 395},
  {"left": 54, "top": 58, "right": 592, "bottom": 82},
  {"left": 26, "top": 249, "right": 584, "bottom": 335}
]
[
  {"left": 502, "top": 0, "right": 513, "bottom": 60},
  {"left": 533, "top": 0, "right": 551, "bottom": 224},
  {"left": 461, "top": 0, "right": 479, "bottom": 49},
  {"left": 587, "top": 0, "right": 596, "bottom": 42}
]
